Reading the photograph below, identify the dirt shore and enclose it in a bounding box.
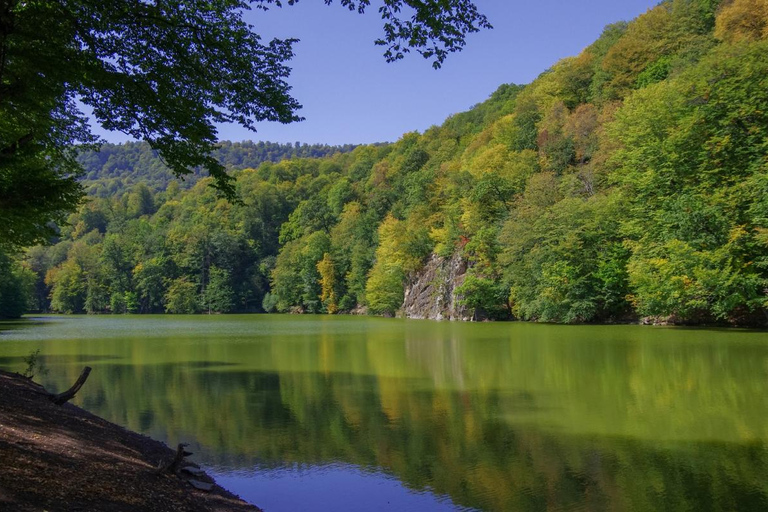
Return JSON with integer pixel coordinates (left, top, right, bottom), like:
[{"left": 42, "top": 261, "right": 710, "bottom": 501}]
[{"left": 0, "top": 369, "right": 261, "bottom": 512}]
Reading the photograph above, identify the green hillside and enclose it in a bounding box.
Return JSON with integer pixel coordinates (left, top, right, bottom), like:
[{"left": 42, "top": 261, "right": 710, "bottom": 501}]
[
  {"left": 13, "top": 0, "right": 768, "bottom": 325},
  {"left": 77, "top": 140, "right": 359, "bottom": 197}
]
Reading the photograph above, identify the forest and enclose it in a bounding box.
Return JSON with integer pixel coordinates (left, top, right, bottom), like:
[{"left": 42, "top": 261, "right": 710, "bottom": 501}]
[
  {"left": 2, "top": 0, "right": 767, "bottom": 326},
  {"left": 77, "top": 141, "right": 359, "bottom": 198}
]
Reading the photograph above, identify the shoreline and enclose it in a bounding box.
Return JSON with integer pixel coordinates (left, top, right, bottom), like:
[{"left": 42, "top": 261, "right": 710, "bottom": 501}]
[
  {"left": 0, "top": 369, "right": 261, "bottom": 512},
  {"left": 12, "top": 311, "right": 768, "bottom": 330}
]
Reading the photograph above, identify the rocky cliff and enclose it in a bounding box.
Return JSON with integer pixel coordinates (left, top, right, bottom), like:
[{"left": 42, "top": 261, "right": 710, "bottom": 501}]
[{"left": 402, "top": 253, "right": 472, "bottom": 321}]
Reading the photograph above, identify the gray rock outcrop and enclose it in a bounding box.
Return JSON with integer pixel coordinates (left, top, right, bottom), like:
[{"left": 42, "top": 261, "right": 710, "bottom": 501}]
[{"left": 402, "top": 253, "right": 472, "bottom": 321}]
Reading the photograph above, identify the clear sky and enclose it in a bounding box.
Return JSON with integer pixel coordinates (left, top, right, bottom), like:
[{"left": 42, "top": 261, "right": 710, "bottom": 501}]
[{"left": 96, "top": 0, "right": 660, "bottom": 146}]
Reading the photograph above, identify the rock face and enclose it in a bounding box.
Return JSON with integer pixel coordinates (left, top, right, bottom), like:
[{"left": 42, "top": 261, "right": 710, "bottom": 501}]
[{"left": 402, "top": 253, "right": 472, "bottom": 321}]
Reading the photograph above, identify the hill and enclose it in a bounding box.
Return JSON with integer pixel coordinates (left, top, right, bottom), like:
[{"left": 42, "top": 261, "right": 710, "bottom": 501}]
[
  {"left": 13, "top": 0, "right": 768, "bottom": 326},
  {"left": 77, "top": 140, "right": 359, "bottom": 197}
]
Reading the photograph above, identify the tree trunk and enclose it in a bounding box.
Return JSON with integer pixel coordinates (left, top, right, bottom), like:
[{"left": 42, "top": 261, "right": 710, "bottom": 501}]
[{"left": 49, "top": 366, "right": 92, "bottom": 405}]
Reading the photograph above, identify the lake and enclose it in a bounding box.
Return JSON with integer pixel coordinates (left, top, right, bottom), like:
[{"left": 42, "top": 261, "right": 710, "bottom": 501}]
[{"left": 1, "top": 315, "right": 767, "bottom": 511}]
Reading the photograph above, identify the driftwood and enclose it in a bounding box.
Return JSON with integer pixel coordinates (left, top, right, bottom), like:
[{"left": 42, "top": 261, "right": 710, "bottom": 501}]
[
  {"left": 49, "top": 366, "right": 92, "bottom": 405},
  {"left": 157, "top": 443, "right": 192, "bottom": 475}
]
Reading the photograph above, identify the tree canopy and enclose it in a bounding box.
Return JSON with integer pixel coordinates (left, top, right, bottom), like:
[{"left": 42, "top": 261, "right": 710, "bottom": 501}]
[
  {"left": 0, "top": 0, "right": 490, "bottom": 249},
  {"left": 5, "top": 0, "right": 767, "bottom": 326},
  {"left": 18, "top": 0, "right": 767, "bottom": 326}
]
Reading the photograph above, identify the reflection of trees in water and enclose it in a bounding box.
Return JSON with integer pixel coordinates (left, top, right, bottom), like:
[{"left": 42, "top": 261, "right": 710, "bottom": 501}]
[
  {"left": 12, "top": 322, "right": 768, "bottom": 511},
  {"left": 405, "top": 334, "right": 466, "bottom": 389},
  {"left": 40, "top": 360, "right": 768, "bottom": 512}
]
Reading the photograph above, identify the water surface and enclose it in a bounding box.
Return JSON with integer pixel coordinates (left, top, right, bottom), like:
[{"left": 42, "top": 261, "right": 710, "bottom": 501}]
[{"left": 1, "top": 315, "right": 767, "bottom": 511}]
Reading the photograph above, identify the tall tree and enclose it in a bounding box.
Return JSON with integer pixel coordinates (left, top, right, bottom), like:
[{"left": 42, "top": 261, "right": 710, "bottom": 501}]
[
  {"left": 0, "top": 251, "right": 34, "bottom": 318},
  {"left": 201, "top": 265, "right": 235, "bottom": 314}
]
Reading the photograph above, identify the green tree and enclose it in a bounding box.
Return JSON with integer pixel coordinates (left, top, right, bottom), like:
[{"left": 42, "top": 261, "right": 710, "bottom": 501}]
[
  {"left": 365, "top": 262, "right": 405, "bottom": 315},
  {"left": 609, "top": 41, "right": 768, "bottom": 322},
  {"left": 261, "top": 292, "right": 278, "bottom": 313},
  {"left": 455, "top": 272, "right": 509, "bottom": 320},
  {"left": 0, "top": 252, "right": 35, "bottom": 318},
  {"left": 126, "top": 183, "right": 156, "bottom": 218},
  {"left": 499, "top": 193, "right": 629, "bottom": 323},
  {"left": 46, "top": 260, "right": 86, "bottom": 313},
  {"left": 164, "top": 277, "right": 199, "bottom": 314},
  {"left": 271, "top": 239, "right": 305, "bottom": 311},
  {"left": 133, "top": 258, "right": 168, "bottom": 313},
  {"left": 201, "top": 266, "right": 235, "bottom": 314}
]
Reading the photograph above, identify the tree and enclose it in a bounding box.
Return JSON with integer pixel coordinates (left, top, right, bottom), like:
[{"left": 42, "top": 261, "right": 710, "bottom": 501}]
[
  {"left": 264, "top": 1, "right": 491, "bottom": 68},
  {"left": 126, "top": 184, "right": 156, "bottom": 218},
  {"left": 365, "top": 261, "right": 404, "bottom": 315},
  {"left": 608, "top": 40, "right": 768, "bottom": 322},
  {"left": 365, "top": 214, "right": 427, "bottom": 315},
  {"left": 201, "top": 265, "right": 235, "bottom": 313},
  {"left": 455, "top": 272, "right": 509, "bottom": 320},
  {"left": 134, "top": 257, "right": 168, "bottom": 313},
  {"left": 46, "top": 260, "right": 87, "bottom": 313},
  {"left": 0, "top": 0, "right": 490, "bottom": 249},
  {"left": 164, "top": 277, "right": 199, "bottom": 314},
  {"left": 714, "top": 0, "right": 768, "bottom": 43},
  {"left": 271, "top": 239, "right": 305, "bottom": 311},
  {"left": 0, "top": 251, "right": 35, "bottom": 318},
  {"left": 317, "top": 253, "right": 338, "bottom": 313}
]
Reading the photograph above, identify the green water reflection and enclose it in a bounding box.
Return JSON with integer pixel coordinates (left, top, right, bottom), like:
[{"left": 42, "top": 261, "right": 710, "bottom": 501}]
[{"left": 1, "top": 315, "right": 767, "bottom": 510}]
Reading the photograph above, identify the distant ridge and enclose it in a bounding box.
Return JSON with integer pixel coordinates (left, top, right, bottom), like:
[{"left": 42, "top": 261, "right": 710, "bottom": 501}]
[{"left": 77, "top": 140, "right": 361, "bottom": 196}]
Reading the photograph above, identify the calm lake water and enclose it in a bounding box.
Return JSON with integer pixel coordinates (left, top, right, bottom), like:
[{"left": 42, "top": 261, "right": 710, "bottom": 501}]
[{"left": 1, "top": 315, "right": 767, "bottom": 511}]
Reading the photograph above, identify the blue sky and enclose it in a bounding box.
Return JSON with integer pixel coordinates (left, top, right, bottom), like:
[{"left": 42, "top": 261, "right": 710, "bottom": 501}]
[{"left": 96, "top": 0, "right": 660, "bottom": 146}]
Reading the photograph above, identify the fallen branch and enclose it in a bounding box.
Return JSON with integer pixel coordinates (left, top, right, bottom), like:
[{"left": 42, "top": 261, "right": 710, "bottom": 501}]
[
  {"left": 49, "top": 366, "right": 92, "bottom": 406},
  {"left": 157, "top": 443, "right": 192, "bottom": 475}
]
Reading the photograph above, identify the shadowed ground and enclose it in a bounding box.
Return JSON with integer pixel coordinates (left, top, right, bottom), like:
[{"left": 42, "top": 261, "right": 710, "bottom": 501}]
[{"left": 0, "top": 369, "right": 261, "bottom": 512}]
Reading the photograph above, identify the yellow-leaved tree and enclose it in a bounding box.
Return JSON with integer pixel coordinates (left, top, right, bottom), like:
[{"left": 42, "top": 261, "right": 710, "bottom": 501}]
[
  {"left": 714, "top": 0, "right": 768, "bottom": 43},
  {"left": 317, "top": 253, "right": 338, "bottom": 314}
]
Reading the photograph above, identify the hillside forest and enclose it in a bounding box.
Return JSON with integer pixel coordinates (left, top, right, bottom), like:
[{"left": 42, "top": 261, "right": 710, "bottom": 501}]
[{"left": 2, "top": 0, "right": 767, "bottom": 326}]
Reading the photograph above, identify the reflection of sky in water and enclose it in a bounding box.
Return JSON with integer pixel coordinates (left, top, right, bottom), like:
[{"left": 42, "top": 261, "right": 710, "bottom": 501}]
[{"left": 212, "top": 463, "right": 472, "bottom": 512}]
